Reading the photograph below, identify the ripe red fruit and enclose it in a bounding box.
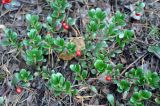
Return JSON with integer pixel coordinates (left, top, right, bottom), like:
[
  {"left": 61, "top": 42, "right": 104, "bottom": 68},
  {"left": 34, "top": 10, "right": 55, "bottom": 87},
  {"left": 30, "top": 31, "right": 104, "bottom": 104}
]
[
  {"left": 61, "top": 22, "right": 69, "bottom": 30},
  {"left": 76, "top": 50, "right": 81, "bottom": 57},
  {"left": 2, "top": 0, "right": 12, "bottom": 4},
  {"left": 105, "top": 76, "right": 111, "bottom": 81},
  {"left": 135, "top": 13, "right": 141, "bottom": 16},
  {"left": 63, "top": 25, "right": 69, "bottom": 30},
  {"left": 16, "top": 87, "right": 23, "bottom": 94},
  {"left": 62, "top": 22, "right": 67, "bottom": 27}
]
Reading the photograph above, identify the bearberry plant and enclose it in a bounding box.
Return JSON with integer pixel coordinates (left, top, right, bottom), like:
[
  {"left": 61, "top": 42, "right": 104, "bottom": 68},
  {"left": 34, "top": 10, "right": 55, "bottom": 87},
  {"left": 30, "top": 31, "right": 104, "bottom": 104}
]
[{"left": 0, "top": 0, "right": 159, "bottom": 105}]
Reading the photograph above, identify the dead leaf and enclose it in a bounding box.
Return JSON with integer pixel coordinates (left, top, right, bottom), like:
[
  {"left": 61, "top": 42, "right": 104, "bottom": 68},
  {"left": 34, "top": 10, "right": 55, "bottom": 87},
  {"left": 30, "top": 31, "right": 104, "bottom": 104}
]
[
  {"left": 120, "top": 55, "right": 127, "bottom": 64},
  {"left": 69, "top": 37, "right": 85, "bottom": 50},
  {"left": 58, "top": 52, "right": 75, "bottom": 61}
]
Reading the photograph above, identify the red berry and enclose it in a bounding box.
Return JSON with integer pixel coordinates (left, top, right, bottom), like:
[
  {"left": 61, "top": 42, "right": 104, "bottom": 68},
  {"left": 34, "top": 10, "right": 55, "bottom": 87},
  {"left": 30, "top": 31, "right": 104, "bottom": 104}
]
[
  {"left": 2, "top": 0, "right": 11, "bottom": 4},
  {"left": 135, "top": 13, "right": 141, "bottom": 16},
  {"left": 105, "top": 76, "right": 111, "bottom": 81},
  {"left": 62, "top": 22, "right": 67, "bottom": 27},
  {"left": 63, "top": 25, "right": 69, "bottom": 30},
  {"left": 16, "top": 87, "right": 23, "bottom": 94},
  {"left": 76, "top": 50, "right": 81, "bottom": 57}
]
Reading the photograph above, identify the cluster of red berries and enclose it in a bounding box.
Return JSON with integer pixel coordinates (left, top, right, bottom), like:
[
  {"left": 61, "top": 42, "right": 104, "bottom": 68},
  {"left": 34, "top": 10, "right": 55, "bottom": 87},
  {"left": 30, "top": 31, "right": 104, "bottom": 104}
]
[
  {"left": 61, "top": 22, "right": 69, "bottom": 30},
  {"left": 1, "top": 0, "right": 11, "bottom": 4}
]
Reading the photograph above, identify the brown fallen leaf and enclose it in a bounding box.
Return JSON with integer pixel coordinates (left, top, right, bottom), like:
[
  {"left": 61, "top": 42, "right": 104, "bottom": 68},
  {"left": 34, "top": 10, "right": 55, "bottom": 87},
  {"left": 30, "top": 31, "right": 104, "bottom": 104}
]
[
  {"left": 120, "top": 55, "right": 127, "bottom": 64},
  {"left": 59, "top": 36, "right": 85, "bottom": 60},
  {"left": 69, "top": 36, "right": 85, "bottom": 50},
  {"left": 58, "top": 51, "right": 75, "bottom": 61}
]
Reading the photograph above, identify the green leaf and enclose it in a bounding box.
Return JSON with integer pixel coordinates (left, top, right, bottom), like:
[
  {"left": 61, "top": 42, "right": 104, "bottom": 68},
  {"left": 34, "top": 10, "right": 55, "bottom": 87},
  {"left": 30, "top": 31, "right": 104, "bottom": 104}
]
[
  {"left": 34, "top": 22, "right": 42, "bottom": 32},
  {"left": 145, "top": 71, "right": 160, "bottom": 88},
  {"left": 72, "top": 89, "right": 78, "bottom": 96},
  {"left": 67, "top": 17, "right": 76, "bottom": 26},
  {"left": 124, "top": 30, "right": 134, "bottom": 39},
  {"left": 134, "top": 68, "right": 143, "bottom": 77},
  {"left": 82, "top": 70, "right": 88, "bottom": 79},
  {"left": 54, "top": 37, "right": 65, "bottom": 47},
  {"left": 66, "top": 42, "right": 76, "bottom": 54},
  {"left": 51, "top": 3, "right": 59, "bottom": 11},
  {"left": 88, "top": 9, "right": 95, "bottom": 18},
  {"left": 95, "top": 8, "right": 102, "bottom": 17},
  {"left": 47, "top": 15, "right": 53, "bottom": 24},
  {"left": 107, "top": 94, "right": 114, "bottom": 106},
  {"left": 139, "top": 90, "right": 152, "bottom": 100},
  {"left": 26, "top": 14, "right": 39, "bottom": 26},
  {"left": 95, "top": 8, "right": 106, "bottom": 21},
  {"left": 119, "top": 33, "right": 124, "bottom": 38},
  {"left": 50, "top": 74, "right": 60, "bottom": 85},
  {"left": 106, "top": 23, "right": 117, "bottom": 36},
  {"left": 0, "top": 40, "right": 10, "bottom": 46},
  {"left": 11, "top": 73, "right": 20, "bottom": 85},
  {"left": 65, "top": 81, "right": 71, "bottom": 93},
  {"left": 118, "top": 79, "right": 130, "bottom": 92},
  {"left": 54, "top": 90, "right": 62, "bottom": 96},
  {"left": 148, "top": 45, "right": 160, "bottom": 59},
  {"left": 88, "top": 21, "right": 98, "bottom": 32},
  {"left": 136, "top": 76, "right": 146, "bottom": 85},
  {"left": 26, "top": 14, "right": 32, "bottom": 21},
  {"left": 42, "top": 35, "right": 55, "bottom": 49},
  {"left": 25, "top": 48, "right": 44, "bottom": 65},
  {"left": 19, "top": 69, "right": 33, "bottom": 82},
  {"left": 94, "top": 59, "right": 106, "bottom": 73},
  {"left": 106, "top": 64, "right": 112, "bottom": 73},
  {"left": 155, "top": 97, "right": 160, "bottom": 104},
  {"left": 70, "top": 64, "right": 81, "bottom": 74},
  {"left": 90, "top": 86, "right": 98, "bottom": 94},
  {"left": 28, "top": 29, "right": 37, "bottom": 38},
  {"left": 0, "top": 96, "right": 4, "bottom": 105},
  {"left": 139, "top": 2, "right": 145, "bottom": 8},
  {"left": 1, "top": 29, "right": 18, "bottom": 47},
  {"left": 23, "top": 39, "right": 29, "bottom": 46},
  {"left": 75, "top": 76, "right": 81, "bottom": 81},
  {"left": 130, "top": 92, "right": 140, "bottom": 103},
  {"left": 112, "top": 11, "right": 126, "bottom": 26},
  {"left": 52, "top": 11, "right": 59, "bottom": 18}
]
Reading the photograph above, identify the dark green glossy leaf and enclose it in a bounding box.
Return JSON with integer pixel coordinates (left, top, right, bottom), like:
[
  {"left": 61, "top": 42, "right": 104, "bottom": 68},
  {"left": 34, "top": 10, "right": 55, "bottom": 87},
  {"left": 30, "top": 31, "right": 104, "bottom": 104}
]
[
  {"left": 139, "top": 90, "right": 152, "bottom": 99},
  {"left": 82, "top": 70, "right": 88, "bottom": 79},
  {"left": 94, "top": 59, "right": 106, "bottom": 73},
  {"left": 65, "top": 81, "right": 71, "bottom": 93},
  {"left": 70, "top": 64, "right": 81, "bottom": 74},
  {"left": 118, "top": 79, "right": 130, "bottom": 92},
  {"left": 72, "top": 89, "right": 78, "bottom": 96},
  {"left": 88, "top": 9, "right": 95, "bottom": 18},
  {"left": 130, "top": 92, "right": 140, "bottom": 103}
]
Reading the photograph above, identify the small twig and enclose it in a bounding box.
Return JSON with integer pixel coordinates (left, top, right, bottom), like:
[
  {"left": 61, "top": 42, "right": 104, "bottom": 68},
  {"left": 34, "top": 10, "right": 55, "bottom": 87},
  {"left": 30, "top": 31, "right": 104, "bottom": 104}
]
[
  {"left": 71, "top": 26, "right": 78, "bottom": 37},
  {"left": 13, "top": 92, "right": 24, "bottom": 106},
  {"left": 120, "top": 52, "right": 147, "bottom": 76},
  {"left": 0, "top": 10, "right": 10, "bottom": 18}
]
